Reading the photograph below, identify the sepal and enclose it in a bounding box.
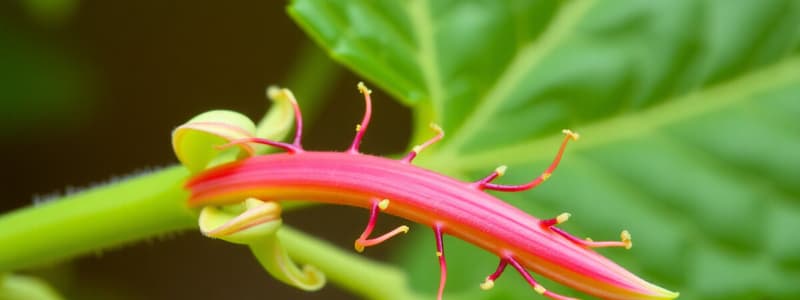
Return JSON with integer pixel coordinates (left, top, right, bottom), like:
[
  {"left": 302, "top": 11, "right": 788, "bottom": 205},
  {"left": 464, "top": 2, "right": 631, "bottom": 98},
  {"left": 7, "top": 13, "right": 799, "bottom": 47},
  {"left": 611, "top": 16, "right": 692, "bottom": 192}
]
[{"left": 198, "top": 199, "right": 326, "bottom": 291}]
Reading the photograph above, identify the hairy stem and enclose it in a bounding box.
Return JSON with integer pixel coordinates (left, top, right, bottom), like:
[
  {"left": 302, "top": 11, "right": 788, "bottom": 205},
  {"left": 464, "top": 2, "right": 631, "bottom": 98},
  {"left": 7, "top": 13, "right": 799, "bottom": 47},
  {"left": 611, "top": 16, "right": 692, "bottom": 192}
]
[
  {"left": 0, "top": 166, "right": 195, "bottom": 271},
  {"left": 0, "top": 165, "right": 420, "bottom": 299}
]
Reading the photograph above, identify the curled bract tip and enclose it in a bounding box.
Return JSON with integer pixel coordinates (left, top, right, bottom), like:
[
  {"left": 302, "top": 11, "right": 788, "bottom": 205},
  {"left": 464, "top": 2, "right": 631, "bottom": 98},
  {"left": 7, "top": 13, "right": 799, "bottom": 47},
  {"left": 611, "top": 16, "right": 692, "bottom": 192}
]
[
  {"left": 251, "top": 231, "right": 327, "bottom": 291},
  {"left": 258, "top": 86, "right": 298, "bottom": 141},
  {"left": 266, "top": 86, "right": 295, "bottom": 103}
]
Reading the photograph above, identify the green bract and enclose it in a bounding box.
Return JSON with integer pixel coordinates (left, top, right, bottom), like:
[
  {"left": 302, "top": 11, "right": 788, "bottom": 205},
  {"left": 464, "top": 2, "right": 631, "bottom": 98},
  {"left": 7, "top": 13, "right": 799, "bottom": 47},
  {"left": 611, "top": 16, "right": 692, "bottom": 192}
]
[
  {"left": 172, "top": 110, "right": 258, "bottom": 173},
  {"left": 172, "top": 86, "right": 297, "bottom": 174},
  {"left": 199, "top": 198, "right": 326, "bottom": 291},
  {"left": 174, "top": 87, "right": 326, "bottom": 292}
]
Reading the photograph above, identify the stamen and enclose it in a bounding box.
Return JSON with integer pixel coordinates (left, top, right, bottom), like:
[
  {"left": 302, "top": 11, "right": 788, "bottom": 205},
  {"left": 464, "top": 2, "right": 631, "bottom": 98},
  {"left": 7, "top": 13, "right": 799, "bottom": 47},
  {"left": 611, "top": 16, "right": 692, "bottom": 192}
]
[
  {"left": 621, "top": 230, "right": 633, "bottom": 249},
  {"left": 534, "top": 285, "right": 547, "bottom": 294},
  {"left": 474, "top": 165, "right": 508, "bottom": 189},
  {"left": 506, "top": 256, "right": 578, "bottom": 300},
  {"left": 401, "top": 123, "right": 445, "bottom": 163},
  {"left": 216, "top": 137, "right": 302, "bottom": 154},
  {"left": 434, "top": 224, "right": 447, "bottom": 300},
  {"left": 482, "top": 129, "right": 578, "bottom": 192},
  {"left": 480, "top": 259, "right": 509, "bottom": 291},
  {"left": 354, "top": 199, "right": 409, "bottom": 252},
  {"left": 540, "top": 212, "right": 571, "bottom": 227},
  {"left": 357, "top": 81, "right": 372, "bottom": 95},
  {"left": 550, "top": 226, "right": 633, "bottom": 250},
  {"left": 354, "top": 226, "right": 409, "bottom": 252},
  {"left": 348, "top": 82, "right": 373, "bottom": 154},
  {"left": 495, "top": 165, "right": 508, "bottom": 176},
  {"left": 562, "top": 129, "right": 580, "bottom": 141},
  {"left": 480, "top": 279, "right": 494, "bottom": 290}
]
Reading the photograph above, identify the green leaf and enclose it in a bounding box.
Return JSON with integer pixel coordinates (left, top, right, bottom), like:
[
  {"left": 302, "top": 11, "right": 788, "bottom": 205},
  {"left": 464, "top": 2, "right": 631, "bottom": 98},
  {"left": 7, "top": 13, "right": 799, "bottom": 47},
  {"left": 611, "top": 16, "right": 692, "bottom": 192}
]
[{"left": 290, "top": 0, "right": 800, "bottom": 299}]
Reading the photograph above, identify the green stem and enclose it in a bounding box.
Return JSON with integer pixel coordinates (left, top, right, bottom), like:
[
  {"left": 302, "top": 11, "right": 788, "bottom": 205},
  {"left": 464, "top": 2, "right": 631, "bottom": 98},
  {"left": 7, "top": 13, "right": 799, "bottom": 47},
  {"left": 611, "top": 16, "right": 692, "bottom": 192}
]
[
  {"left": 0, "top": 165, "right": 421, "bottom": 299},
  {"left": 0, "top": 166, "right": 195, "bottom": 271}
]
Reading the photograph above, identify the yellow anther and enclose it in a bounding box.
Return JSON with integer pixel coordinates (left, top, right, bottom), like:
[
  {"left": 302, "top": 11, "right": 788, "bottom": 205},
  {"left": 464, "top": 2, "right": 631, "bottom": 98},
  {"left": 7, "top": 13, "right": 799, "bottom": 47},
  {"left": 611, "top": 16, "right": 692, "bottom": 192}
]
[
  {"left": 429, "top": 123, "right": 444, "bottom": 135},
  {"left": 436, "top": 251, "right": 442, "bottom": 257},
  {"left": 621, "top": 230, "right": 633, "bottom": 250},
  {"left": 495, "top": 165, "right": 508, "bottom": 177},
  {"left": 412, "top": 145, "right": 423, "bottom": 153},
  {"left": 355, "top": 124, "right": 362, "bottom": 132},
  {"left": 357, "top": 81, "right": 372, "bottom": 94},
  {"left": 480, "top": 278, "right": 495, "bottom": 290},
  {"left": 542, "top": 173, "right": 552, "bottom": 181},
  {"left": 562, "top": 129, "right": 580, "bottom": 141},
  {"left": 354, "top": 241, "right": 365, "bottom": 253},
  {"left": 398, "top": 225, "right": 410, "bottom": 234},
  {"left": 378, "top": 199, "right": 390, "bottom": 211},
  {"left": 585, "top": 237, "right": 594, "bottom": 242},
  {"left": 556, "top": 212, "right": 571, "bottom": 224},
  {"left": 534, "top": 285, "right": 547, "bottom": 294}
]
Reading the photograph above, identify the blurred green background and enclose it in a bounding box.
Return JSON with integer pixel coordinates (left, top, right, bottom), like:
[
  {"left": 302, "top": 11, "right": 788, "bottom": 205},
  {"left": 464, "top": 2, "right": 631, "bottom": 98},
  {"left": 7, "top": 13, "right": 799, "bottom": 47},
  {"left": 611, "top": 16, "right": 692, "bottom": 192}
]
[{"left": 3, "top": 0, "right": 800, "bottom": 299}]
